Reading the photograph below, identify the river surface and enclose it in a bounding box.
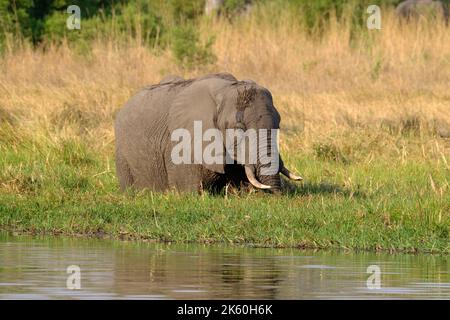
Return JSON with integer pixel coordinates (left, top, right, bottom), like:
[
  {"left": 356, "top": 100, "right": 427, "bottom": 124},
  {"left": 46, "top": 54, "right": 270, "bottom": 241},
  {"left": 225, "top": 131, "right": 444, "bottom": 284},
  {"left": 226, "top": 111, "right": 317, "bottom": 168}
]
[{"left": 0, "top": 234, "right": 448, "bottom": 299}]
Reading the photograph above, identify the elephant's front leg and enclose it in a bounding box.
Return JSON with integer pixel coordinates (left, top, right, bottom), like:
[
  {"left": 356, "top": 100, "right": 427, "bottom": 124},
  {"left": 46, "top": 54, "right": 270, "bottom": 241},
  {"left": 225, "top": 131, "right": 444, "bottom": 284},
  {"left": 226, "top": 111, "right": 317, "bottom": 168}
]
[{"left": 166, "top": 163, "right": 204, "bottom": 192}]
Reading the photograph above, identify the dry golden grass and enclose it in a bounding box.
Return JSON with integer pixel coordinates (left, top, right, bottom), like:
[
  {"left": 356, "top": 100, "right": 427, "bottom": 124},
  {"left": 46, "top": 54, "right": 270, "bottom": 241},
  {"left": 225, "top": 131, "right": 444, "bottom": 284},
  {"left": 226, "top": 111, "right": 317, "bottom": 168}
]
[{"left": 0, "top": 7, "right": 449, "bottom": 162}]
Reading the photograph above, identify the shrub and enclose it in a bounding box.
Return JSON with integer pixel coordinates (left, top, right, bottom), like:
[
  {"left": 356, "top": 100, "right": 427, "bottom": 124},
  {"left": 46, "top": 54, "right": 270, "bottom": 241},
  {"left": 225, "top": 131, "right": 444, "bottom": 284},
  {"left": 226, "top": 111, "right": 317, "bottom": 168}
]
[
  {"left": 169, "top": 0, "right": 204, "bottom": 22},
  {"left": 171, "top": 25, "right": 216, "bottom": 69},
  {"left": 222, "top": 0, "right": 252, "bottom": 18},
  {"left": 0, "top": 0, "right": 406, "bottom": 50},
  {"left": 43, "top": 2, "right": 164, "bottom": 48}
]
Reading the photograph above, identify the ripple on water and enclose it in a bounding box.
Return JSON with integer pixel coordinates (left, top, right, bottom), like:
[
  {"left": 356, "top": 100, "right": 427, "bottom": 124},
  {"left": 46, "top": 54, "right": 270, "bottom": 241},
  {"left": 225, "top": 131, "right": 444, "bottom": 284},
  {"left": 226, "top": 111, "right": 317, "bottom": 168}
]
[{"left": 0, "top": 234, "right": 448, "bottom": 300}]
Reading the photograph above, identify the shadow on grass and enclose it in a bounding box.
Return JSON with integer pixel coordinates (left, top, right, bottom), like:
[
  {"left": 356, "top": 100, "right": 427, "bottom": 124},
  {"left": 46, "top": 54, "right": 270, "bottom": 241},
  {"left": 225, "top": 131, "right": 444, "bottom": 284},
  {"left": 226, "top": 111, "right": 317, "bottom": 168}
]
[
  {"left": 283, "top": 180, "right": 366, "bottom": 198},
  {"left": 120, "top": 180, "right": 366, "bottom": 199}
]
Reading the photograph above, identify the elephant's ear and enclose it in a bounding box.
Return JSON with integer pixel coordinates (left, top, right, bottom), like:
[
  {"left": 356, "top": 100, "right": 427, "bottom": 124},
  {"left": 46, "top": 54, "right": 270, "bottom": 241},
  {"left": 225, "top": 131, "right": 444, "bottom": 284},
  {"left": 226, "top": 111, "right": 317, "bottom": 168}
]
[{"left": 168, "top": 79, "right": 226, "bottom": 174}]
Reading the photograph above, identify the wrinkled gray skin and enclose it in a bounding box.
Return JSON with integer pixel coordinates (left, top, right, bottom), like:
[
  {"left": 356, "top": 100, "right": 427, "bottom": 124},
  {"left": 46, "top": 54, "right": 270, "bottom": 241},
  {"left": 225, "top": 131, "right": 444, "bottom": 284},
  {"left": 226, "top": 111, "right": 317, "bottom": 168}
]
[
  {"left": 396, "top": 0, "right": 449, "bottom": 24},
  {"left": 115, "top": 73, "right": 300, "bottom": 194}
]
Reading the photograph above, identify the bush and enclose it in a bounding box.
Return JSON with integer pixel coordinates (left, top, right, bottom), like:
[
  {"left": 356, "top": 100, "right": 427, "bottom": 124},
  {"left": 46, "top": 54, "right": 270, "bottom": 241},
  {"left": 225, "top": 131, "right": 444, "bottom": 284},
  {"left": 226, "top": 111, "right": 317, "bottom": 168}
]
[
  {"left": 0, "top": 0, "right": 408, "bottom": 51},
  {"left": 222, "top": 0, "right": 252, "bottom": 18},
  {"left": 270, "top": 0, "right": 399, "bottom": 33},
  {"left": 43, "top": 2, "right": 164, "bottom": 48},
  {"left": 169, "top": 0, "right": 205, "bottom": 22},
  {"left": 171, "top": 25, "right": 216, "bottom": 69}
]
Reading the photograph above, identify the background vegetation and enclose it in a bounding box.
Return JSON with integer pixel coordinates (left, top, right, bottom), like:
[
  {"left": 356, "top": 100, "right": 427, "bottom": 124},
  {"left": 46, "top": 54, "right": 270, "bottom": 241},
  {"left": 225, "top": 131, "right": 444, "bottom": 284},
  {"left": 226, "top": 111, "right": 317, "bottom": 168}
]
[
  {"left": 0, "top": 1, "right": 449, "bottom": 253},
  {"left": 0, "top": 0, "right": 413, "bottom": 64}
]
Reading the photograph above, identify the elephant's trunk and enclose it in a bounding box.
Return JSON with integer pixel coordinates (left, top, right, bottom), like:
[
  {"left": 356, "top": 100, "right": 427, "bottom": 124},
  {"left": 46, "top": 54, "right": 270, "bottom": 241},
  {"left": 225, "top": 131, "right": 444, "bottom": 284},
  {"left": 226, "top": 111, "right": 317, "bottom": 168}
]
[
  {"left": 255, "top": 133, "right": 282, "bottom": 193},
  {"left": 255, "top": 155, "right": 302, "bottom": 193},
  {"left": 258, "top": 171, "right": 281, "bottom": 193}
]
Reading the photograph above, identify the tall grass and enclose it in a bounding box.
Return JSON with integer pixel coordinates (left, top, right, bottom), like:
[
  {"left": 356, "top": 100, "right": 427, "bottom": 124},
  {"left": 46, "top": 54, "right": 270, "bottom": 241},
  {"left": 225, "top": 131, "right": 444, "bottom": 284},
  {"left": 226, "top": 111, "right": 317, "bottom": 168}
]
[
  {"left": 1, "top": 5, "right": 449, "bottom": 139},
  {"left": 0, "top": 4, "right": 448, "bottom": 252}
]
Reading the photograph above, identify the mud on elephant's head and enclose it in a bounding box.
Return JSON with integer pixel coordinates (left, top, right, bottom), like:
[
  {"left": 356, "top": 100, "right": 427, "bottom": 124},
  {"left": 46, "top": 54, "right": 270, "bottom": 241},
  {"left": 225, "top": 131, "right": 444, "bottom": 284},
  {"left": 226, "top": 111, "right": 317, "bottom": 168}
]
[{"left": 168, "top": 73, "right": 302, "bottom": 193}]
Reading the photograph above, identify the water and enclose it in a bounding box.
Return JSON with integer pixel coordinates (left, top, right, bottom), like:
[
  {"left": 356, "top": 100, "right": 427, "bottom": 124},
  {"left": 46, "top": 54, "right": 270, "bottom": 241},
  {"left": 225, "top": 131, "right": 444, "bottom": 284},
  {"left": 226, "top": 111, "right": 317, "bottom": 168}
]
[{"left": 0, "top": 234, "right": 448, "bottom": 299}]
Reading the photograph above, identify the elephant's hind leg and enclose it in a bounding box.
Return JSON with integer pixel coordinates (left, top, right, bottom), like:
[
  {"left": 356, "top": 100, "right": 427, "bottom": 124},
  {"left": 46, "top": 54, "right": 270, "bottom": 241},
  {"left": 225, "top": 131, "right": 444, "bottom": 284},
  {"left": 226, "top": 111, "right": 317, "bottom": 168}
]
[{"left": 116, "top": 151, "right": 134, "bottom": 191}]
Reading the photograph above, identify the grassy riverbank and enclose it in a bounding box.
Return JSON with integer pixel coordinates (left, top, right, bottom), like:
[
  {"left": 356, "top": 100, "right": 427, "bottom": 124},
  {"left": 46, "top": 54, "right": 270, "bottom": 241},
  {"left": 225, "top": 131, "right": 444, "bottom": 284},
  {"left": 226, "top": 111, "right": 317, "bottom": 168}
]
[
  {"left": 0, "top": 5, "right": 449, "bottom": 253},
  {"left": 0, "top": 154, "right": 448, "bottom": 253}
]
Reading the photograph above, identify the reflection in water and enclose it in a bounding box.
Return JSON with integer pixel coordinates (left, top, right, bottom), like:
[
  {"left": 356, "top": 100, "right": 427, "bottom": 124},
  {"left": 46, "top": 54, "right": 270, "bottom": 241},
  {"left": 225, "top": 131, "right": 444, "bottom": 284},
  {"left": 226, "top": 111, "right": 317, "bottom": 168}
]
[{"left": 0, "top": 234, "right": 448, "bottom": 299}]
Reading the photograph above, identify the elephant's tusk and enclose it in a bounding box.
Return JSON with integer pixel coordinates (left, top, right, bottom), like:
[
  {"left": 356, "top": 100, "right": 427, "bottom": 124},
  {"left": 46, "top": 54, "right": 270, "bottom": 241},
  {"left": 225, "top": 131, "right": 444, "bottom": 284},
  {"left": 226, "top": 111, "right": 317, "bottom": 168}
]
[
  {"left": 281, "top": 167, "right": 303, "bottom": 181},
  {"left": 245, "top": 166, "right": 271, "bottom": 189}
]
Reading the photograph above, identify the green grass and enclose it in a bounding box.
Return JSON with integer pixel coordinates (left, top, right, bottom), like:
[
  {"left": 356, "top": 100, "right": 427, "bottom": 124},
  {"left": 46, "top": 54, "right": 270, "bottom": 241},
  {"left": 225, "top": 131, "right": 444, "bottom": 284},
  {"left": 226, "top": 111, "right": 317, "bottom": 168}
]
[{"left": 0, "top": 128, "right": 448, "bottom": 254}]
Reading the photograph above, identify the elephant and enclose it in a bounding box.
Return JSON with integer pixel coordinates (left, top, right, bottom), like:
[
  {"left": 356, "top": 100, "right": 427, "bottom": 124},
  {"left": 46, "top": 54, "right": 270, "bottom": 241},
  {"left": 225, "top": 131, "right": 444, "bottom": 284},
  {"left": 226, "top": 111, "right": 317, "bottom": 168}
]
[
  {"left": 204, "top": 0, "right": 253, "bottom": 17},
  {"left": 395, "top": 0, "right": 449, "bottom": 24},
  {"left": 114, "top": 73, "right": 302, "bottom": 194}
]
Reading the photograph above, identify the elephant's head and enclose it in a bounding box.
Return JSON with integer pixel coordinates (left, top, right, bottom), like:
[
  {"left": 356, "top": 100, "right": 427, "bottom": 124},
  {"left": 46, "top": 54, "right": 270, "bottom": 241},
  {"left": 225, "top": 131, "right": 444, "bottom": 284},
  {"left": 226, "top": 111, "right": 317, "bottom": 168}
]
[{"left": 169, "top": 73, "right": 302, "bottom": 193}]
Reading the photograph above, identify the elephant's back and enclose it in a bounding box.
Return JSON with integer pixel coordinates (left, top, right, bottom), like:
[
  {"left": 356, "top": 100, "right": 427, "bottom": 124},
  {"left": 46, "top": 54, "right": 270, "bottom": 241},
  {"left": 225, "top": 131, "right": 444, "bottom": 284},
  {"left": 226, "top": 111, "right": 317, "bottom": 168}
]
[
  {"left": 115, "top": 84, "right": 176, "bottom": 165},
  {"left": 116, "top": 84, "right": 177, "bottom": 132},
  {"left": 115, "top": 73, "right": 236, "bottom": 134}
]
